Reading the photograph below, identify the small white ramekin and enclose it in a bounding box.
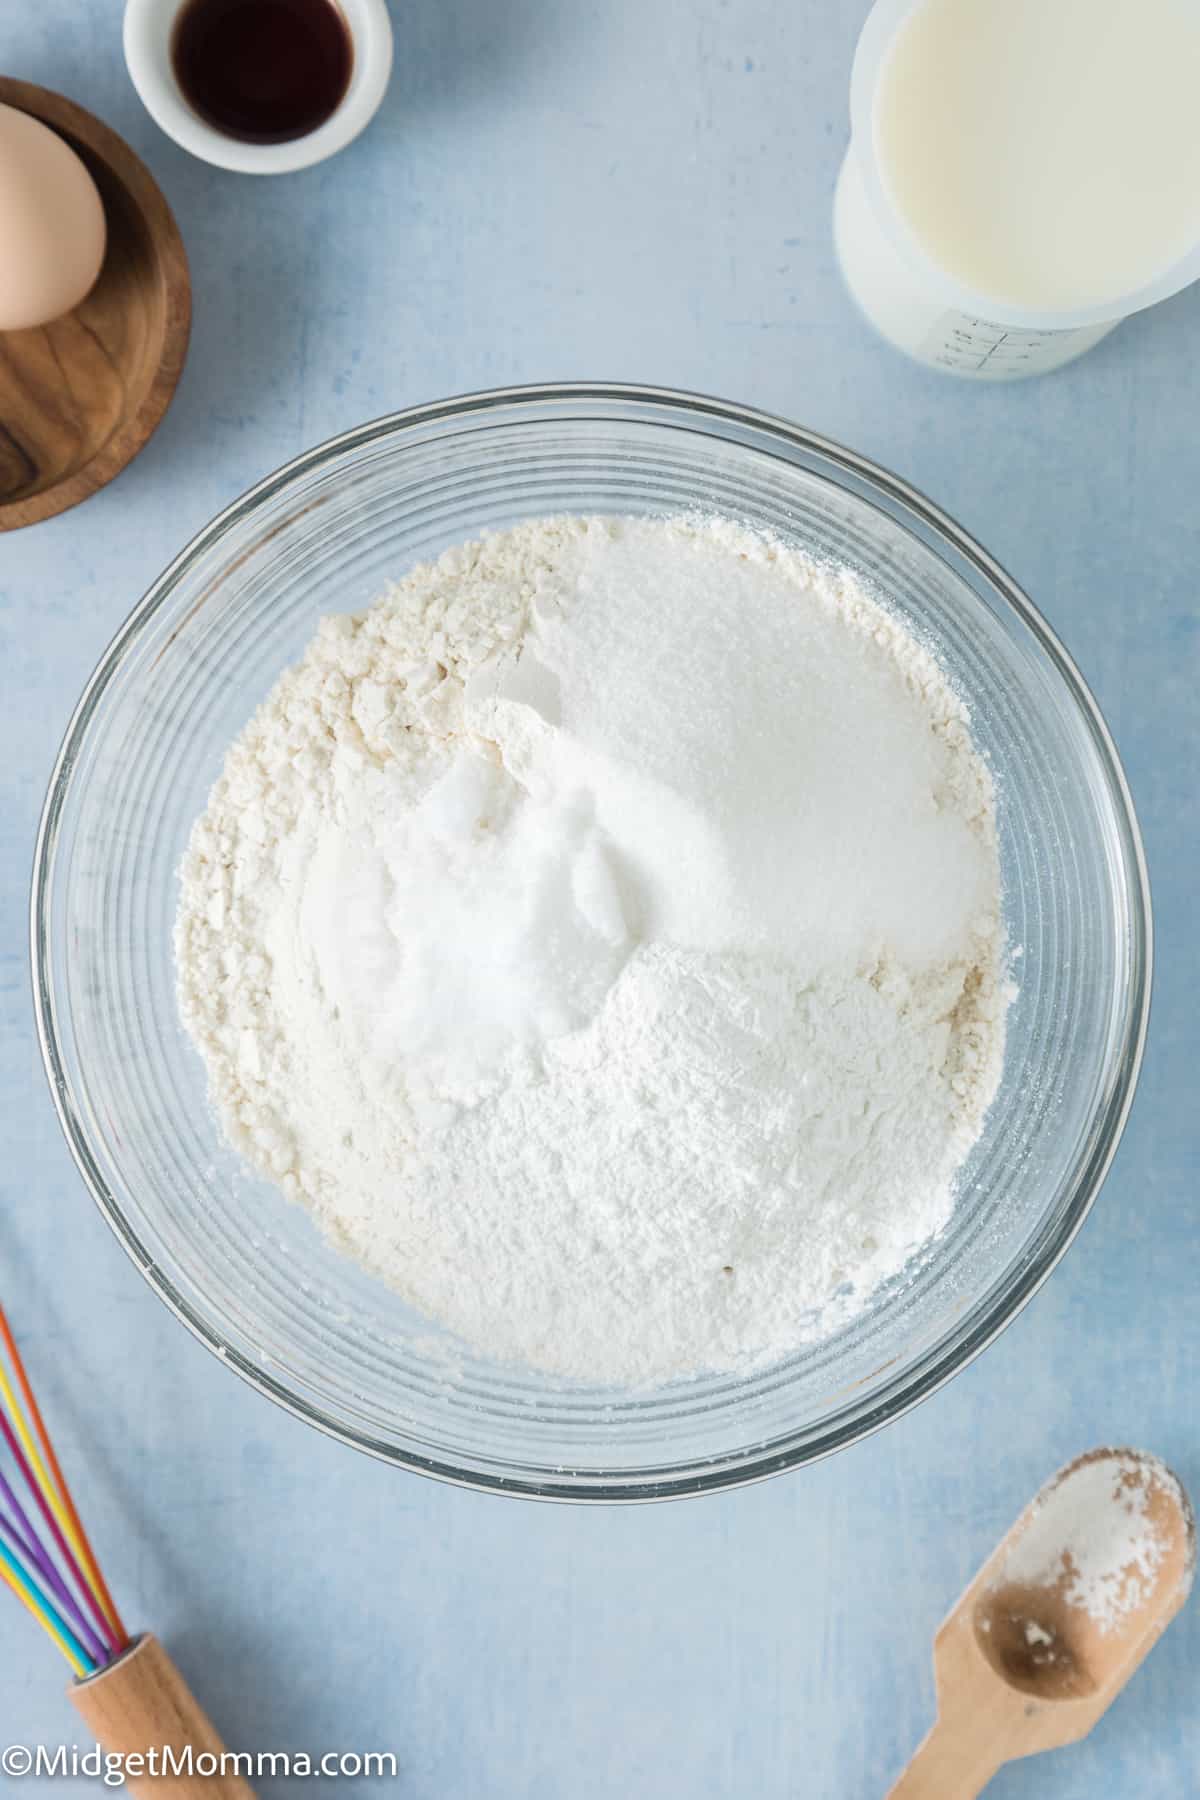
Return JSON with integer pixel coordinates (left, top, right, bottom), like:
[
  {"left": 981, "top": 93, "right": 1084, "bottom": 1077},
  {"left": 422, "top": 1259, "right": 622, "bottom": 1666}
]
[{"left": 123, "top": 0, "right": 393, "bottom": 175}]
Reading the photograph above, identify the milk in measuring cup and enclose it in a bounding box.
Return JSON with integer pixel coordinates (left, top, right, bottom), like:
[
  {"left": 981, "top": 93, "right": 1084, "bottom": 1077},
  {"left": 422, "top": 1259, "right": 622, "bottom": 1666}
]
[{"left": 836, "top": 0, "right": 1200, "bottom": 379}]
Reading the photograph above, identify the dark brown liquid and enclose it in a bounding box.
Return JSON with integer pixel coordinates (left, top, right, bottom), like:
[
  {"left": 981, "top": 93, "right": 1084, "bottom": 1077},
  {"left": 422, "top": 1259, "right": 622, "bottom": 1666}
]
[{"left": 171, "top": 0, "right": 353, "bottom": 146}]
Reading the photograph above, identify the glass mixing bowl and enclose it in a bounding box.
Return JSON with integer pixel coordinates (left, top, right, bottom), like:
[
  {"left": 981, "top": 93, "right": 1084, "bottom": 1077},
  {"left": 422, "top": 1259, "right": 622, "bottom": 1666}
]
[{"left": 33, "top": 385, "right": 1150, "bottom": 1500}]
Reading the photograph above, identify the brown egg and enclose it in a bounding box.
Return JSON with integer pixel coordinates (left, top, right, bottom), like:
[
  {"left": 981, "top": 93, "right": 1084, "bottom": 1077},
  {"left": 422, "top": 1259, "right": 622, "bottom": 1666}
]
[{"left": 0, "top": 101, "right": 107, "bottom": 331}]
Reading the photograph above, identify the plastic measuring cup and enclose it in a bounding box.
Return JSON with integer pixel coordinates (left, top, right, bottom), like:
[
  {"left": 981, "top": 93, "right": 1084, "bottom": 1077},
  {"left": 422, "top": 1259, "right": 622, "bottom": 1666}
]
[{"left": 835, "top": 0, "right": 1200, "bottom": 380}]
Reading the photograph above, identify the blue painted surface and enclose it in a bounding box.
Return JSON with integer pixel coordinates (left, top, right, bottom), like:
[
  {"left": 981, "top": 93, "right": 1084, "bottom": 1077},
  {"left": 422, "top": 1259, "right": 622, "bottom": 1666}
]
[{"left": 1, "top": 2, "right": 1197, "bottom": 1793}]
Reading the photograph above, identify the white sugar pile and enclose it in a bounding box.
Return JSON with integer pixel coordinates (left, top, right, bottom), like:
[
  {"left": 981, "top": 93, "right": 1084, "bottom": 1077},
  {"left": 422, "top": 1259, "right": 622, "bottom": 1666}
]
[{"left": 176, "top": 514, "right": 1011, "bottom": 1384}]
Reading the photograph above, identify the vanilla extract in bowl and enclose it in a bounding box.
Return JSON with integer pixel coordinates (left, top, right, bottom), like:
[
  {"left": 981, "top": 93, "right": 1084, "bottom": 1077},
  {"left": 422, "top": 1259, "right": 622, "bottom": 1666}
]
[{"left": 171, "top": 0, "right": 353, "bottom": 145}]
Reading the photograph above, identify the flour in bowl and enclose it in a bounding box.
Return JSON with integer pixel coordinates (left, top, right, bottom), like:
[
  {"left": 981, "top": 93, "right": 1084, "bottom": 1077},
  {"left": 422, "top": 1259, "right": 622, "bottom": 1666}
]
[{"left": 175, "top": 515, "right": 1011, "bottom": 1384}]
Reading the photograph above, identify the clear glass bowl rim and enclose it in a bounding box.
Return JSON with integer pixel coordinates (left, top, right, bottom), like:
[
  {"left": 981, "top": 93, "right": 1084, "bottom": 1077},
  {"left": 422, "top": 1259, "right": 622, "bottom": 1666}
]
[{"left": 30, "top": 381, "right": 1153, "bottom": 1501}]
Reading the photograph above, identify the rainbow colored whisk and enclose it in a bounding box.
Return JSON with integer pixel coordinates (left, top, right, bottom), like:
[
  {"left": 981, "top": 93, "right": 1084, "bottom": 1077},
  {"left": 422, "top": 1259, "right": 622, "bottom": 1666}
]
[
  {"left": 0, "top": 1303, "right": 128, "bottom": 1678},
  {"left": 0, "top": 1305, "right": 251, "bottom": 1797}
]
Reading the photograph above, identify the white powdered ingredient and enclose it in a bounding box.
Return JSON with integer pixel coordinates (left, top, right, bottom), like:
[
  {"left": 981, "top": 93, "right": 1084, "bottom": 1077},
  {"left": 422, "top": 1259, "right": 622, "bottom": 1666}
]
[
  {"left": 998, "top": 1452, "right": 1192, "bottom": 1632},
  {"left": 175, "top": 514, "right": 1010, "bottom": 1385}
]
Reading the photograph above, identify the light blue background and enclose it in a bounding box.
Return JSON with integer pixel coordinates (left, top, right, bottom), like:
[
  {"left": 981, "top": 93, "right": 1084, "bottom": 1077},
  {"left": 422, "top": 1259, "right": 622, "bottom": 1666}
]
[{"left": 2, "top": 2, "right": 1197, "bottom": 1794}]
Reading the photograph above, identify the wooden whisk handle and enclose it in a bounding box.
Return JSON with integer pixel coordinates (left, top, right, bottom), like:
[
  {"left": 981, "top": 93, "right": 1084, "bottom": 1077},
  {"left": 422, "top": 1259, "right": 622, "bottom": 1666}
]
[{"left": 68, "top": 1635, "right": 254, "bottom": 1798}]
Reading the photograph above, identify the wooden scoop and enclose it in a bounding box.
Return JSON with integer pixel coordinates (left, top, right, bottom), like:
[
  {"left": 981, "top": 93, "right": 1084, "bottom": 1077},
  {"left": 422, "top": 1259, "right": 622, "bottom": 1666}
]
[{"left": 889, "top": 1448, "right": 1195, "bottom": 1798}]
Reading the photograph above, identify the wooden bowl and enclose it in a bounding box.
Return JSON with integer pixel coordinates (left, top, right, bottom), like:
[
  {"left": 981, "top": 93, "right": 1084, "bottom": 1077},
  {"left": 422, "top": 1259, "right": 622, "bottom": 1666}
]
[{"left": 0, "top": 78, "right": 191, "bottom": 531}]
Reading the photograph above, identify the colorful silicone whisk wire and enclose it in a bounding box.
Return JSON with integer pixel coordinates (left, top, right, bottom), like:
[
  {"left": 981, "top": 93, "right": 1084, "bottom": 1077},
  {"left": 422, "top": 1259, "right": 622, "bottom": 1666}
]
[{"left": 0, "top": 1304, "right": 128, "bottom": 1680}]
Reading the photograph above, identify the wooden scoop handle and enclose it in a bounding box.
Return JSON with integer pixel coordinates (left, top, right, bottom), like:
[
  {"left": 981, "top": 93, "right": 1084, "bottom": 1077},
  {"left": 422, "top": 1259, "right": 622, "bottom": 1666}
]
[
  {"left": 888, "top": 1716, "right": 1003, "bottom": 1798},
  {"left": 68, "top": 1634, "right": 254, "bottom": 1798}
]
